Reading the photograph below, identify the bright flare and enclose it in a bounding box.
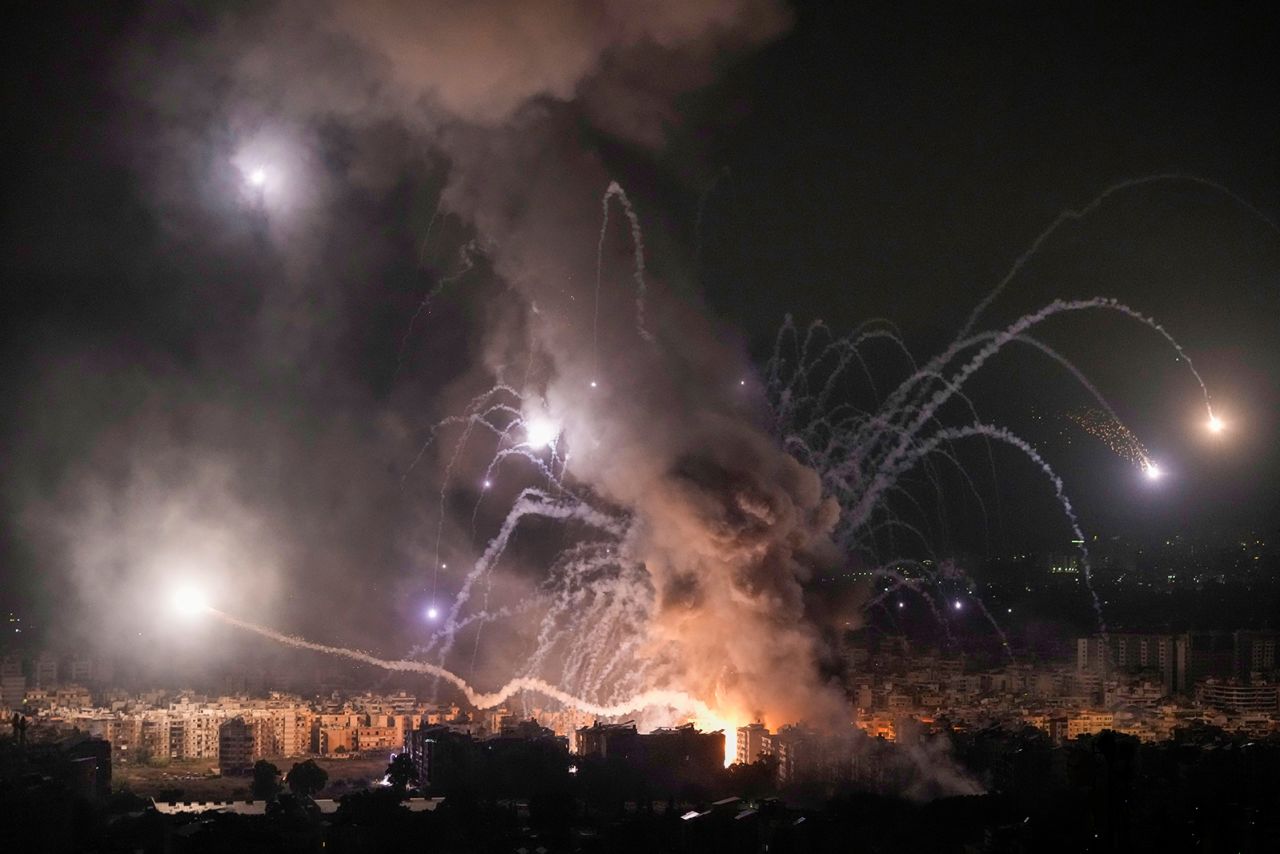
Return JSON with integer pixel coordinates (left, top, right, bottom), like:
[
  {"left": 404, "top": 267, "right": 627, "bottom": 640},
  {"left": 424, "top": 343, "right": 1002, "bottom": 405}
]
[
  {"left": 248, "top": 167, "right": 267, "bottom": 187},
  {"left": 524, "top": 417, "right": 559, "bottom": 449},
  {"left": 1207, "top": 415, "right": 1224, "bottom": 433},
  {"left": 425, "top": 607, "right": 440, "bottom": 621},
  {"left": 1143, "top": 462, "right": 1163, "bottom": 480},
  {"left": 170, "top": 585, "right": 209, "bottom": 617}
]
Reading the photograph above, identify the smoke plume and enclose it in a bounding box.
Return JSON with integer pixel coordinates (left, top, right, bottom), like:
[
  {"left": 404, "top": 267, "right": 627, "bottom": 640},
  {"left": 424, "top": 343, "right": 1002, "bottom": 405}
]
[
  {"left": 13, "top": 0, "right": 962, "bottom": 783},
  {"left": 229, "top": 0, "right": 846, "bottom": 727}
]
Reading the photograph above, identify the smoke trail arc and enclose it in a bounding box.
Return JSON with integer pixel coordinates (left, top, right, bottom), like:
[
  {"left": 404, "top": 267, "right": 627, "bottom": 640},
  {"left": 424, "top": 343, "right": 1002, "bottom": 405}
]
[
  {"left": 595, "top": 180, "right": 656, "bottom": 373},
  {"left": 208, "top": 608, "right": 716, "bottom": 720},
  {"left": 960, "top": 172, "right": 1280, "bottom": 342}
]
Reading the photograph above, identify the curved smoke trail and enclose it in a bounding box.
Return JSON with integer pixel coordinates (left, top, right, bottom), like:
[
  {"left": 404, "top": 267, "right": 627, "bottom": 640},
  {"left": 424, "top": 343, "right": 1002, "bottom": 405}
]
[{"left": 208, "top": 607, "right": 716, "bottom": 720}]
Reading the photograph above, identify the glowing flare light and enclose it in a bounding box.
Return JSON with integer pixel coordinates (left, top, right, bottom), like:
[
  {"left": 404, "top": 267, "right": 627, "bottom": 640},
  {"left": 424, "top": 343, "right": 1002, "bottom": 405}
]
[
  {"left": 524, "top": 417, "right": 559, "bottom": 449},
  {"left": 169, "top": 585, "right": 210, "bottom": 618}
]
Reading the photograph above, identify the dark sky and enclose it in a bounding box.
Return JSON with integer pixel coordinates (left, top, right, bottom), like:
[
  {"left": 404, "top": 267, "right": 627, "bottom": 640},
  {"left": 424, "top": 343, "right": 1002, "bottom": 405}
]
[
  {"left": 2, "top": 1, "right": 1278, "bottom": 658},
  {"left": 690, "top": 3, "right": 1280, "bottom": 541}
]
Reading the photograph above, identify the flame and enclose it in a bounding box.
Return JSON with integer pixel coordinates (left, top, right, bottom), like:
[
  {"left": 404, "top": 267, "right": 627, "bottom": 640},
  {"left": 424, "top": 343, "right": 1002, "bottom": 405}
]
[{"left": 694, "top": 711, "right": 744, "bottom": 767}]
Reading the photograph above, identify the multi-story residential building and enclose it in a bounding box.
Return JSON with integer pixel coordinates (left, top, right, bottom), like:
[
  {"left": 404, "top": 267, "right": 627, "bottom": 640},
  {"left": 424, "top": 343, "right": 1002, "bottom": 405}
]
[
  {"left": 68, "top": 657, "right": 95, "bottom": 685},
  {"left": 1, "top": 655, "right": 26, "bottom": 709},
  {"left": 218, "top": 717, "right": 254, "bottom": 774},
  {"left": 575, "top": 722, "right": 639, "bottom": 760},
  {"left": 356, "top": 723, "right": 401, "bottom": 752},
  {"left": 763, "top": 726, "right": 820, "bottom": 785},
  {"left": 317, "top": 725, "right": 356, "bottom": 755},
  {"left": 1195, "top": 680, "right": 1280, "bottom": 714},
  {"left": 270, "top": 707, "right": 314, "bottom": 757},
  {"left": 853, "top": 714, "right": 896, "bottom": 740},
  {"left": 34, "top": 654, "right": 59, "bottom": 688},
  {"left": 735, "top": 723, "right": 770, "bottom": 765},
  {"left": 886, "top": 691, "right": 915, "bottom": 712},
  {"left": 1079, "top": 633, "right": 1178, "bottom": 691},
  {"left": 1177, "top": 632, "right": 1235, "bottom": 691},
  {"left": 1104, "top": 678, "right": 1166, "bottom": 709},
  {"left": 1066, "top": 710, "right": 1115, "bottom": 739},
  {"left": 53, "top": 685, "right": 92, "bottom": 709},
  {"left": 1233, "top": 631, "right": 1278, "bottom": 682}
]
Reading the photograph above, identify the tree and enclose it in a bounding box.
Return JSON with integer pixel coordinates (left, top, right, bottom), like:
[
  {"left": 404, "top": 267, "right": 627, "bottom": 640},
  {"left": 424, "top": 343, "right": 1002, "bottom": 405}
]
[
  {"left": 251, "top": 759, "right": 281, "bottom": 800},
  {"left": 286, "top": 759, "right": 329, "bottom": 797},
  {"left": 726, "top": 754, "right": 780, "bottom": 800},
  {"left": 385, "top": 752, "right": 419, "bottom": 795}
]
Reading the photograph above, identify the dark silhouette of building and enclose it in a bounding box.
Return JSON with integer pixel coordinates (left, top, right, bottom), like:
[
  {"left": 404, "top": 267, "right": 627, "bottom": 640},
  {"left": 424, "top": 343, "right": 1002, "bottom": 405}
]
[
  {"left": 1233, "top": 630, "right": 1278, "bottom": 682},
  {"left": 576, "top": 721, "right": 724, "bottom": 792},
  {"left": 67, "top": 737, "right": 112, "bottom": 799},
  {"left": 218, "top": 717, "right": 254, "bottom": 775},
  {"left": 641, "top": 724, "right": 725, "bottom": 791},
  {"left": 1178, "top": 632, "right": 1236, "bottom": 691},
  {"left": 406, "top": 724, "right": 473, "bottom": 791},
  {"left": 576, "top": 721, "right": 640, "bottom": 761},
  {"left": 406, "top": 719, "right": 569, "bottom": 796}
]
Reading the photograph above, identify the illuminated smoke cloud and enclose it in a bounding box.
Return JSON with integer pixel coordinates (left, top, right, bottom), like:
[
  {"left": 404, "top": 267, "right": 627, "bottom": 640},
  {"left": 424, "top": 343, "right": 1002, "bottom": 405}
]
[
  {"left": 42, "top": 0, "right": 978, "bottom": 788},
  {"left": 634, "top": 419, "right": 847, "bottom": 727},
  {"left": 226, "top": 0, "right": 854, "bottom": 726}
]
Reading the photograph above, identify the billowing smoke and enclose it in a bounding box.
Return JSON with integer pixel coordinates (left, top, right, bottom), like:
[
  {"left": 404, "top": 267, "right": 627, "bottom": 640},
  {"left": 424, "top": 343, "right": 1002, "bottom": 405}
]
[
  {"left": 634, "top": 420, "right": 845, "bottom": 727},
  {"left": 11, "top": 0, "right": 966, "bottom": 785},
  {"left": 231, "top": 1, "right": 849, "bottom": 727},
  {"left": 288, "top": 0, "right": 850, "bottom": 728}
]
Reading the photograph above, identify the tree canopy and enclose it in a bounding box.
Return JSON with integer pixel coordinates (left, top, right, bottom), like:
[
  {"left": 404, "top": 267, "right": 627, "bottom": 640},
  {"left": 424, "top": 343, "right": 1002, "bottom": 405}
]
[
  {"left": 251, "top": 759, "right": 281, "bottom": 800},
  {"left": 285, "top": 759, "right": 329, "bottom": 797},
  {"left": 386, "top": 753, "right": 419, "bottom": 794}
]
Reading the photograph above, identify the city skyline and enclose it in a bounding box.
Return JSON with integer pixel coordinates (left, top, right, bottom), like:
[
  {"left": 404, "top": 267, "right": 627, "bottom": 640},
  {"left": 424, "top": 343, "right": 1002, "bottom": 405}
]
[{"left": 3, "top": 4, "right": 1280, "bottom": 840}]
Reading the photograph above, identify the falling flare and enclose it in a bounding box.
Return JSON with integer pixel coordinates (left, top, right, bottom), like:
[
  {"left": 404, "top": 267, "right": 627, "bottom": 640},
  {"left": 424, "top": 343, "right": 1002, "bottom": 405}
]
[{"left": 170, "top": 585, "right": 210, "bottom": 618}]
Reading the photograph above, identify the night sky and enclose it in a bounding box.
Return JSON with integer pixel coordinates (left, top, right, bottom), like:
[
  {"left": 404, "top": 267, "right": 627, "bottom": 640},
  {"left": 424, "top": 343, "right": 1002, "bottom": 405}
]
[{"left": 2, "top": 1, "right": 1278, "bottom": 661}]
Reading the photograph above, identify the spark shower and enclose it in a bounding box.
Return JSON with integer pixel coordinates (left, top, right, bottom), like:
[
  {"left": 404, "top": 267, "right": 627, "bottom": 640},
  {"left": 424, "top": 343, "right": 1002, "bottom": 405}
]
[{"left": 202, "top": 176, "right": 1246, "bottom": 756}]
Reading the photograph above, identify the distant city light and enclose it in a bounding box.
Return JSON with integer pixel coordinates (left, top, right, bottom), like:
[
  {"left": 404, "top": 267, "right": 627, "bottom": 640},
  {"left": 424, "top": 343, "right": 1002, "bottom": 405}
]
[
  {"left": 589, "top": 380, "right": 598, "bottom": 388},
  {"left": 952, "top": 600, "right": 963, "bottom": 611},
  {"left": 897, "top": 601, "right": 905, "bottom": 609}
]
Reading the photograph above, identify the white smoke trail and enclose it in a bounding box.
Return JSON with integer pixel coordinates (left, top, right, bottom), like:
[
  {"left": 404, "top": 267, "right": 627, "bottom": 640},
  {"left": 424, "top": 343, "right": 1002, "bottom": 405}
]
[
  {"left": 208, "top": 607, "right": 716, "bottom": 719},
  {"left": 959, "top": 172, "right": 1280, "bottom": 341},
  {"left": 595, "top": 180, "right": 655, "bottom": 362}
]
